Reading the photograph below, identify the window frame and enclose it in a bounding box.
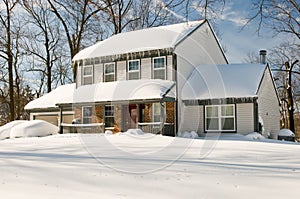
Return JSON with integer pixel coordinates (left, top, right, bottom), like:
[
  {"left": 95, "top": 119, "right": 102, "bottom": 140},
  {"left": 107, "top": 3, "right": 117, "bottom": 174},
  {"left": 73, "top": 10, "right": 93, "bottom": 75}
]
[
  {"left": 152, "top": 102, "right": 166, "bottom": 123},
  {"left": 82, "top": 106, "right": 93, "bottom": 124},
  {"left": 82, "top": 65, "right": 93, "bottom": 85},
  {"left": 205, "top": 104, "right": 236, "bottom": 132},
  {"left": 127, "top": 59, "right": 140, "bottom": 80},
  {"left": 152, "top": 56, "right": 166, "bottom": 80},
  {"left": 104, "top": 62, "right": 116, "bottom": 82},
  {"left": 104, "top": 105, "right": 115, "bottom": 128}
]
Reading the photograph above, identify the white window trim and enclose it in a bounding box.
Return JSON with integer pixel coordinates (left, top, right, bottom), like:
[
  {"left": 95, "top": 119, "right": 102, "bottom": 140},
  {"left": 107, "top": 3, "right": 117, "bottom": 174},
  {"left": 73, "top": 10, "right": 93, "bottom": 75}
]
[
  {"left": 152, "top": 56, "right": 166, "bottom": 80},
  {"left": 82, "top": 106, "right": 92, "bottom": 124},
  {"left": 205, "top": 104, "right": 236, "bottom": 132},
  {"left": 104, "top": 62, "right": 116, "bottom": 82},
  {"left": 127, "top": 59, "right": 140, "bottom": 80},
  {"left": 82, "top": 65, "right": 93, "bottom": 85}
]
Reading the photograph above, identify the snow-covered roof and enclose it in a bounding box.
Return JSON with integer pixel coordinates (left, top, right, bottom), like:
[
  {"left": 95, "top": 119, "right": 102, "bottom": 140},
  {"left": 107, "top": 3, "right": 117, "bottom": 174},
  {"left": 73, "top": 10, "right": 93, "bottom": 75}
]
[
  {"left": 182, "top": 64, "right": 267, "bottom": 100},
  {"left": 25, "top": 84, "right": 76, "bottom": 110},
  {"left": 70, "top": 79, "right": 176, "bottom": 104},
  {"left": 73, "top": 20, "right": 205, "bottom": 61}
]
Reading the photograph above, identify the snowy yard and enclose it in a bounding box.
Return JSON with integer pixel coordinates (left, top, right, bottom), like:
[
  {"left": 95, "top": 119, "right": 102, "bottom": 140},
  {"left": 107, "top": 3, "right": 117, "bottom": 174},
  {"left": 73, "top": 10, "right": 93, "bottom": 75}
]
[{"left": 0, "top": 132, "right": 300, "bottom": 199}]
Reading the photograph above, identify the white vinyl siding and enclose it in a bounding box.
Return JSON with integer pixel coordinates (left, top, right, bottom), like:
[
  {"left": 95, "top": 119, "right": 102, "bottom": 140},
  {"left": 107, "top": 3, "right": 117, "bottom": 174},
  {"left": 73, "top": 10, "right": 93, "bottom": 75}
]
[
  {"left": 257, "top": 68, "right": 280, "bottom": 136},
  {"left": 205, "top": 105, "right": 235, "bottom": 132},
  {"left": 152, "top": 57, "right": 166, "bottom": 80},
  {"left": 82, "top": 65, "right": 93, "bottom": 85},
  {"left": 128, "top": 60, "right": 140, "bottom": 80},
  {"left": 94, "top": 64, "right": 103, "bottom": 83},
  {"left": 141, "top": 58, "right": 151, "bottom": 79},
  {"left": 117, "top": 61, "right": 126, "bottom": 81},
  {"left": 236, "top": 103, "right": 254, "bottom": 134},
  {"left": 180, "top": 105, "right": 204, "bottom": 133},
  {"left": 104, "top": 63, "right": 115, "bottom": 82}
]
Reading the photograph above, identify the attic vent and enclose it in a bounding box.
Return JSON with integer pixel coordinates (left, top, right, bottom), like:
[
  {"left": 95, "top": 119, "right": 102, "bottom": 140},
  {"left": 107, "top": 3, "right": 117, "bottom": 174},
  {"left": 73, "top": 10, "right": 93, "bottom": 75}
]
[{"left": 259, "top": 50, "right": 267, "bottom": 64}]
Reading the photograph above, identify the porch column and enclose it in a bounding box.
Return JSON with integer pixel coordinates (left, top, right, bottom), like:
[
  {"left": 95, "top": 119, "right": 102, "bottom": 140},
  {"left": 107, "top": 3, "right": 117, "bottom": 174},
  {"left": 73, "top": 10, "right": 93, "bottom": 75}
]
[
  {"left": 160, "top": 102, "right": 165, "bottom": 133},
  {"left": 59, "top": 107, "right": 63, "bottom": 134}
]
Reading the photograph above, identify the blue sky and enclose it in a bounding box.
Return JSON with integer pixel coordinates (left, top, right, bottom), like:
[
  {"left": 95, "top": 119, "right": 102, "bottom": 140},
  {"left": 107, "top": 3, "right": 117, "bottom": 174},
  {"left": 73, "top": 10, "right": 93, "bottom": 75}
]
[{"left": 175, "top": 0, "right": 285, "bottom": 63}]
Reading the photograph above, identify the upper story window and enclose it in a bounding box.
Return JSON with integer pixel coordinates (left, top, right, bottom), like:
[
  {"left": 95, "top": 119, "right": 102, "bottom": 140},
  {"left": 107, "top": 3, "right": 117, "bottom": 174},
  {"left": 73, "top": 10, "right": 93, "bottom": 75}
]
[
  {"left": 104, "top": 62, "right": 115, "bottom": 82},
  {"left": 83, "top": 65, "right": 93, "bottom": 85},
  {"left": 205, "top": 104, "right": 235, "bottom": 132},
  {"left": 153, "top": 56, "right": 166, "bottom": 80},
  {"left": 128, "top": 60, "right": 140, "bottom": 80}
]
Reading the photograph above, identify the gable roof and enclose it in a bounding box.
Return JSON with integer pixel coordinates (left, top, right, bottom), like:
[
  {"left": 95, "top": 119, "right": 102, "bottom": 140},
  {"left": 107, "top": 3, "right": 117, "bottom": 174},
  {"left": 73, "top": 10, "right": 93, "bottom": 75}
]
[
  {"left": 73, "top": 20, "right": 205, "bottom": 61},
  {"left": 182, "top": 64, "right": 268, "bottom": 100},
  {"left": 24, "top": 84, "right": 76, "bottom": 110}
]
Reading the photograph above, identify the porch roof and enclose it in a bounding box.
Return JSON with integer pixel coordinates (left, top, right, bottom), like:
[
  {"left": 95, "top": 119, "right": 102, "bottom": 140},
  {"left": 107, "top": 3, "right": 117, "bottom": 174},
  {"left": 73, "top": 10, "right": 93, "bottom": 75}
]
[{"left": 66, "top": 79, "right": 176, "bottom": 105}]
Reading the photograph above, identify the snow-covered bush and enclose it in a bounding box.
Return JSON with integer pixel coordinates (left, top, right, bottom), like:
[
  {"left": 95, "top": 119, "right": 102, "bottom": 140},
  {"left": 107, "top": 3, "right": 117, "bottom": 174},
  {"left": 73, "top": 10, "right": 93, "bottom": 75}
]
[
  {"left": 125, "top": 129, "right": 144, "bottom": 135},
  {"left": 245, "top": 132, "right": 265, "bottom": 140},
  {"left": 278, "top": 129, "right": 295, "bottom": 137},
  {"left": 178, "top": 131, "right": 198, "bottom": 139}
]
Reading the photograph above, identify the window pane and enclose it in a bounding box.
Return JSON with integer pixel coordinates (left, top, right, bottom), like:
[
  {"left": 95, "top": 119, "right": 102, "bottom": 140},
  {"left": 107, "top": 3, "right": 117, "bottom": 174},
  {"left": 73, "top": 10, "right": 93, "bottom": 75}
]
[
  {"left": 221, "top": 118, "right": 234, "bottom": 130},
  {"left": 206, "top": 118, "right": 219, "bottom": 130},
  {"left": 83, "top": 66, "right": 92, "bottom": 76},
  {"left": 129, "top": 61, "right": 139, "bottom": 71},
  {"left": 154, "top": 58, "right": 165, "bottom": 68},
  {"left": 222, "top": 106, "right": 234, "bottom": 116},
  {"left": 105, "top": 117, "right": 114, "bottom": 127},
  {"left": 105, "top": 74, "right": 115, "bottom": 82},
  {"left": 83, "top": 77, "right": 93, "bottom": 85},
  {"left": 153, "top": 69, "right": 165, "bottom": 80},
  {"left": 105, "top": 106, "right": 114, "bottom": 116},
  {"left": 128, "top": 72, "right": 139, "bottom": 80},
  {"left": 206, "top": 106, "right": 218, "bottom": 117},
  {"left": 82, "top": 118, "right": 91, "bottom": 124},
  {"left": 105, "top": 64, "right": 115, "bottom": 74},
  {"left": 83, "top": 107, "right": 92, "bottom": 117}
]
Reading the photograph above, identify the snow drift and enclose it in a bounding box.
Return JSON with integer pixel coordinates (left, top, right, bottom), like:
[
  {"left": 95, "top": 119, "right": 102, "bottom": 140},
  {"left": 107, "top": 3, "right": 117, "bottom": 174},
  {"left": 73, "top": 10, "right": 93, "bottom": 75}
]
[
  {"left": 10, "top": 120, "right": 58, "bottom": 138},
  {"left": 0, "top": 120, "right": 27, "bottom": 140}
]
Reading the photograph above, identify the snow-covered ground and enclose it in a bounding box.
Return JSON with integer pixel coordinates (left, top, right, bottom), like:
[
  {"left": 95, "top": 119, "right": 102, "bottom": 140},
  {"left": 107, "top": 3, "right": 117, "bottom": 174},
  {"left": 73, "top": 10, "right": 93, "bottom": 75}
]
[{"left": 0, "top": 132, "right": 299, "bottom": 199}]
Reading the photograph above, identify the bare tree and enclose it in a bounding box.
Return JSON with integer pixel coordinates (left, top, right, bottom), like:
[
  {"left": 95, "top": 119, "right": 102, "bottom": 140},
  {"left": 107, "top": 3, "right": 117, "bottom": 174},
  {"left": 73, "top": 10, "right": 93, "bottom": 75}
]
[
  {"left": 247, "top": 0, "right": 300, "bottom": 39},
  {"left": 0, "top": 0, "right": 20, "bottom": 121},
  {"left": 21, "top": 0, "right": 64, "bottom": 93},
  {"left": 47, "top": 0, "right": 105, "bottom": 81}
]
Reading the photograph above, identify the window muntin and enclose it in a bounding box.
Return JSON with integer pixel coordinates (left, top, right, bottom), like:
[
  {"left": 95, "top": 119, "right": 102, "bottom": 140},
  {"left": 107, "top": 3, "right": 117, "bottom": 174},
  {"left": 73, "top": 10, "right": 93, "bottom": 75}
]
[
  {"left": 104, "top": 63, "right": 115, "bottom": 82},
  {"left": 82, "top": 106, "right": 92, "bottom": 124},
  {"left": 152, "top": 57, "right": 166, "bottom": 80},
  {"left": 128, "top": 60, "right": 140, "bottom": 80},
  {"left": 83, "top": 65, "right": 93, "bottom": 85},
  {"left": 104, "top": 105, "right": 115, "bottom": 127},
  {"left": 205, "top": 105, "right": 235, "bottom": 132}
]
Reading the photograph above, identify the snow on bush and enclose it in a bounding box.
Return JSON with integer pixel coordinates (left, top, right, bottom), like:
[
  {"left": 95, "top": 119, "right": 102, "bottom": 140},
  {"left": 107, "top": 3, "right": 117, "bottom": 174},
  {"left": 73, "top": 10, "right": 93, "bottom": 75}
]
[
  {"left": 245, "top": 132, "right": 265, "bottom": 140},
  {"left": 105, "top": 130, "right": 113, "bottom": 135},
  {"left": 0, "top": 120, "right": 27, "bottom": 140},
  {"left": 278, "top": 129, "right": 295, "bottom": 137},
  {"left": 177, "top": 131, "right": 198, "bottom": 139},
  {"left": 10, "top": 120, "right": 58, "bottom": 139},
  {"left": 124, "top": 129, "right": 144, "bottom": 135}
]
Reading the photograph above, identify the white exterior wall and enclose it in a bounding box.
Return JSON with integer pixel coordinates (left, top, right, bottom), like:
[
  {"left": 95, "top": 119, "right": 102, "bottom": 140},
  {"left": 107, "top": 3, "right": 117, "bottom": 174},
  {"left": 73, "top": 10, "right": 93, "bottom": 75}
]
[
  {"left": 175, "top": 21, "right": 227, "bottom": 131},
  {"left": 77, "top": 65, "right": 82, "bottom": 87},
  {"left": 167, "top": 55, "right": 174, "bottom": 81},
  {"left": 94, "top": 64, "right": 103, "bottom": 83},
  {"left": 257, "top": 67, "right": 280, "bottom": 137},
  {"left": 179, "top": 105, "right": 204, "bottom": 134},
  {"left": 141, "top": 58, "right": 151, "bottom": 79},
  {"left": 117, "top": 61, "right": 126, "bottom": 81},
  {"left": 236, "top": 103, "right": 254, "bottom": 135}
]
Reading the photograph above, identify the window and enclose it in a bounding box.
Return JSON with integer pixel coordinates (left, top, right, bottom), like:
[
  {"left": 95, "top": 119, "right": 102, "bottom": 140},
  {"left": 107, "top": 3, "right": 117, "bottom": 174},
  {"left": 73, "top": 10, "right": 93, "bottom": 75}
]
[
  {"left": 82, "top": 106, "right": 92, "bottom": 124},
  {"left": 153, "top": 57, "right": 166, "bottom": 80},
  {"left": 128, "top": 60, "right": 140, "bottom": 80},
  {"left": 83, "top": 65, "right": 93, "bottom": 85},
  {"left": 104, "top": 63, "right": 115, "bottom": 82},
  {"left": 105, "top": 105, "right": 114, "bottom": 127},
  {"left": 205, "top": 105, "right": 235, "bottom": 132}
]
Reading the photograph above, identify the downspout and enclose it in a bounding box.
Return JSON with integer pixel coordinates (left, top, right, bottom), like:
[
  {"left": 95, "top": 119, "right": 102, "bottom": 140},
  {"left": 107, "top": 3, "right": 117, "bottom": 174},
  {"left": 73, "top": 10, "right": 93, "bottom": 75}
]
[{"left": 59, "top": 106, "right": 63, "bottom": 134}]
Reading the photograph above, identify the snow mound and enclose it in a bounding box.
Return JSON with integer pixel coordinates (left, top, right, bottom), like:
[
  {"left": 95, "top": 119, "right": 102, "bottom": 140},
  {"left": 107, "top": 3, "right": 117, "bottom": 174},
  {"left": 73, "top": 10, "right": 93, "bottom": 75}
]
[
  {"left": 0, "top": 120, "right": 27, "bottom": 140},
  {"left": 245, "top": 132, "right": 265, "bottom": 140},
  {"left": 124, "top": 129, "right": 144, "bottom": 135},
  {"left": 278, "top": 129, "right": 295, "bottom": 137},
  {"left": 10, "top": 120, "right": 58, "bottom": 139},
  {"left": 104, "top": 130, "right": 113, "bottom": 135},
  {"left": 178, "top": 131, "right": 198, "bottom": 139}
]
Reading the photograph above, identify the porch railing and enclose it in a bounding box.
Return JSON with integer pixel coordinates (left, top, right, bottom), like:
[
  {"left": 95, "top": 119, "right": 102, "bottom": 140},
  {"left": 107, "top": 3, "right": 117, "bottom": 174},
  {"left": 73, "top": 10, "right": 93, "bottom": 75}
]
[{"left": 138, "top": 122, "right": 174, "bottom": 136}]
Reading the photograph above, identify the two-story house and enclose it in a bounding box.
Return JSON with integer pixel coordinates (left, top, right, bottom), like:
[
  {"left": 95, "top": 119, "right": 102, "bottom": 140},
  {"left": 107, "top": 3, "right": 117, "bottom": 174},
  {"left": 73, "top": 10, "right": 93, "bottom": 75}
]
[{"left": 25, "top": 20, "right": 280, "bottom": 138}]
